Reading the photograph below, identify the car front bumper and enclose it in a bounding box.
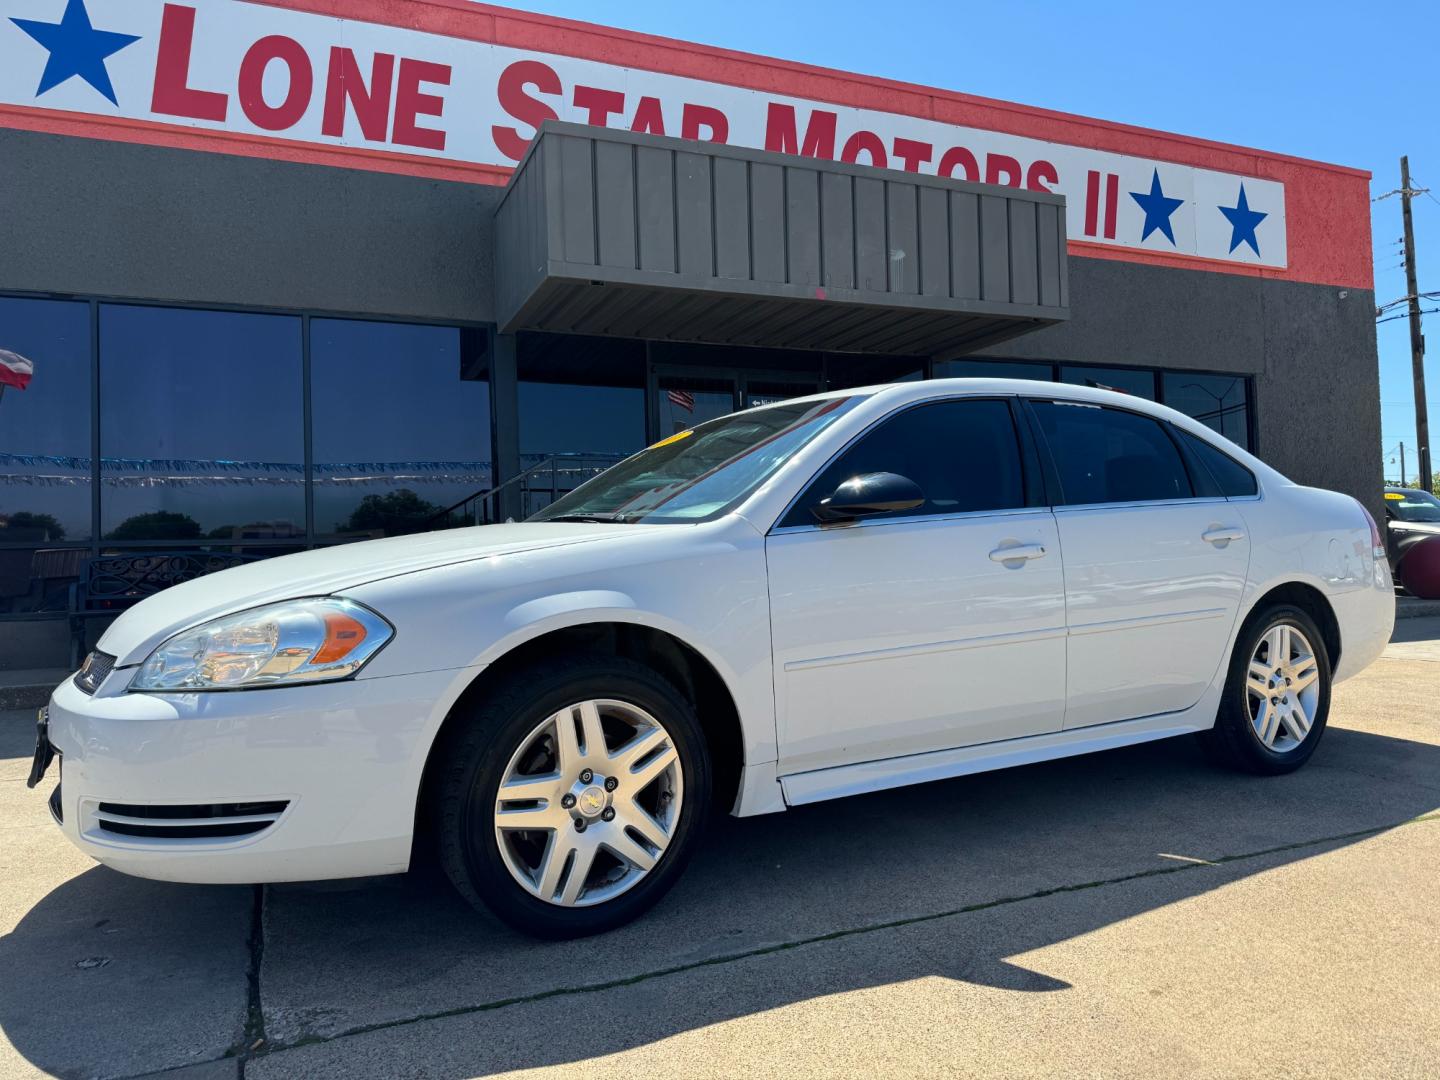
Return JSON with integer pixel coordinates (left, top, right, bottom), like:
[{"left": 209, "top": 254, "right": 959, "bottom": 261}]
[{"left": 42, "top": 666, "right": 478, "bottom": 885}]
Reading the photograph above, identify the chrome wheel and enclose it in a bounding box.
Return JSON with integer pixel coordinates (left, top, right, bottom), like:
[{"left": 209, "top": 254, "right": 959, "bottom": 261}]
[
  {"left": 493, "top": 699, "right": 684, "bottom": 908},
  {"left": 1246, "top": 622, "right": 1321, "bottom": 752}
]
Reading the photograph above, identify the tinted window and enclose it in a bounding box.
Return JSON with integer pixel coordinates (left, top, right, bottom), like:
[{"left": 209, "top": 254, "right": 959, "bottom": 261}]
[
  {"left": 1032, "top": 402, "right": 1192, "bottom": 505},
  {"left": 312, "top": 320, "right": 490, "bottom": 540},
  {"left": 1059, "top": 366, "right": 1156, "bottom": 400},
  {"left": 784, "top": 399, "right": 1025, "bottom": 527},
  {"left": 935, "top": 359, "right": 1054, "bottom": 382},
  {"left": 1163, "top": 373, "right": 1250, "bottom": 449},
  {"left": 99, "top": 305, "right": 304, "bottom": 540},
  {"left": 1177, "top": 429, "right": 1257, "bottom": 497},
  {"left": 0, "top": 297, "right": 91, "bottom": 543}
]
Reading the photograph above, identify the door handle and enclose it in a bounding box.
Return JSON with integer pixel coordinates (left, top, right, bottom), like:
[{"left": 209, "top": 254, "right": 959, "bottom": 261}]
[
  {"left": 1202, "top": 526, "right": 1246, "bottom": 545},
  {"left": 989, "top": 543, "right": 1048, "bottom": 563}
]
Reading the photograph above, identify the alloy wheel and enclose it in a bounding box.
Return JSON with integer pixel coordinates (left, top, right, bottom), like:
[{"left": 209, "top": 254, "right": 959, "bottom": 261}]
[
  {"left": 493, "top": 699, "right": 684, "bottom": 907},
  {"left": 1245, "top": 622, "right": 1322, "bottom": 753}
]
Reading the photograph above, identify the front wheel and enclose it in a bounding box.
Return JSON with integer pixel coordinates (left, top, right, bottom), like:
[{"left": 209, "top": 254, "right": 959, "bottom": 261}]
[
  {"left": 432, "top": 654, "right": 711, "bottom": 938},
  {"left": 1200, "top": 604, "right": 1332, "bottom": 775}
]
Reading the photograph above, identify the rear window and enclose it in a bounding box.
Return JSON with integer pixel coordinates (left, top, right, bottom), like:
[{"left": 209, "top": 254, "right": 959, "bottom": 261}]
[
  {"left": 1032, "top": 401, "right": 1192, "bottom": 505},
  {"left": 1177, "top": 429, "right": 1258, "bottom": 497}
]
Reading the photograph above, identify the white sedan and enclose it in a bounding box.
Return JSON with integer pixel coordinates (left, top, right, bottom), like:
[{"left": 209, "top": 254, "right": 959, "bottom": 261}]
[{"left": 31, "top": 379, "right": 1394, "bottom": 938}]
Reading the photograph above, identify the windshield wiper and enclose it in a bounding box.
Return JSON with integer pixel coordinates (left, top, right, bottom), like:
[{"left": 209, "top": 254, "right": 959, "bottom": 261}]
[{"left": 540, "top": 514, "right": 633, "bottom": 524}]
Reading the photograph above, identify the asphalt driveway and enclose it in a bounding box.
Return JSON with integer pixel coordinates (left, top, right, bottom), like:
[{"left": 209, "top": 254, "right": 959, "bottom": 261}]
[{"left": 3, "top": 622, "right": 1438, "bottom": 1079}]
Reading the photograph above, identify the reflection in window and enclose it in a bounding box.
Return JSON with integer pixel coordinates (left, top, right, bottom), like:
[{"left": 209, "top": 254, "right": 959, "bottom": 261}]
[
  {"left": 520, "top": 382, "right": 645, "bottom": 460},
  {"left": 1059, "top": 365, "right": 1156, "bottom": 400},
  {"left": 1163, "top": 373, "right": 1250, "bottom": 450},
  {"left": 312, "top": 319, "right": 490, "bottom": 539},
  {"left": 99, "top": 306, "right": 304, "bottom": 541},
  {"left": 0, "top": 297, "right": 92, "bottom": 548},
  {"left": 934, "top": 359, "right": 1054, "bottom": 382},
  {"left": 784, "top": 399, "right": 1025, "bottom": 527}
]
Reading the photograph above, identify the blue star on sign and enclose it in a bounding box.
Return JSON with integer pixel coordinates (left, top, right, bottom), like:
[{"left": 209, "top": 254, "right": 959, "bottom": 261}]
[
  {"left": 1129, "top": 169, "right": 1184, "bottom": 245},
  {"left": 11, "top": 0, "right": 140, "bottom": 107},
  {"left": 1219, "top": 184, "right": 1268, "bottom": 257}
]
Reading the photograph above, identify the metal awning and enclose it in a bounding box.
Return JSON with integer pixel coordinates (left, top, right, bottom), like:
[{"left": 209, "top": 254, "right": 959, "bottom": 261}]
[{"left": 493, "top": 122, "right": 1069, "bottom": 355}]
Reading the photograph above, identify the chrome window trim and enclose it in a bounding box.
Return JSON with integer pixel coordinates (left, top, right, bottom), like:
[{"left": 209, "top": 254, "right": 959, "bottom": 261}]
[
  {"left": 770, "top": 503, "right": 1053, "bottom": 537},
  {"left": 1051, "top": 495, "right": 1231, "bottom": 513}
]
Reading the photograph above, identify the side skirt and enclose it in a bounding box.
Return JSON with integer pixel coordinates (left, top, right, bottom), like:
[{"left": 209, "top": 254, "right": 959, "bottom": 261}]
[{"left": 778, "top": 710, "right": 1213, "bottom": 808}]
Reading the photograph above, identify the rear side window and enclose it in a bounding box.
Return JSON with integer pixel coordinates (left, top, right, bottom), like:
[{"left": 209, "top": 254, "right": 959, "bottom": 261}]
[
  {"left": 782, "top": 399, "right": 1025, "bottom": 527},
  {"left": 1032, "top": 401, "right": 1192, "bottom": 505},
  {"left": 1176, "top": 429, "right": 1258, "bottom": 497}
]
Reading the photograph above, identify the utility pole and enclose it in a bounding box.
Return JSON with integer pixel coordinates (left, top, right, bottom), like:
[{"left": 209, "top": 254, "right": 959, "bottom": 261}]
[
  {"left": 1400, "top": 442, "right": 1407, "bottom": 486},
  {"left": 1400, "top": 156, "right": 1431, "bottom": 490}
]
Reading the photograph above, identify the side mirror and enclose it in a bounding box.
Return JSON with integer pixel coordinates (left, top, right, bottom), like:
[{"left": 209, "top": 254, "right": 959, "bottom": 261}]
[{"left": 812, "top": 472, "right": 925, "bottom": 524}]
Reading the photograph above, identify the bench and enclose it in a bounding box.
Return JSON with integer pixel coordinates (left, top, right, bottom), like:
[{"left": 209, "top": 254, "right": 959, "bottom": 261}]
[{"left": 69, "top": 551, "right": 260, "bottom": 666}]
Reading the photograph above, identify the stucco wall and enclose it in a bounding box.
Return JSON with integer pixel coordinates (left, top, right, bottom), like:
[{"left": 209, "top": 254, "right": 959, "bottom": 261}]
[{"left": 0, "top": 128, "right": 500, "bottom": 324}]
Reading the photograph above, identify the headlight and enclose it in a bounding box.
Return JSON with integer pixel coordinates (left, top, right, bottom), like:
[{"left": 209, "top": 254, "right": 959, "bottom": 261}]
[{"left": 129, "top": 598, "right": 393, "bottom": 692}]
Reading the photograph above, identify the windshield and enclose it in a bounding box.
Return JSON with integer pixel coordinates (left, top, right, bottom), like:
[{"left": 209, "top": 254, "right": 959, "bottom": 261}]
[
  {"left": 531, "top": 396, "right": 860, "bottom": 524},
  {"left": 1388, "top": 490, "right": 1440, "bottom": 523}
]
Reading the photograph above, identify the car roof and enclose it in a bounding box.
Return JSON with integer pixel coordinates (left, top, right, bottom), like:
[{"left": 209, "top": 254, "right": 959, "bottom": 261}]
[{"left": 769, "top": 377, "right": 1214, "bottom": 430}]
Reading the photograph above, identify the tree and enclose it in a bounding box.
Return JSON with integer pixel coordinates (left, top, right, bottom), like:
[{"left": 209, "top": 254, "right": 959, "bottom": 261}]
[
  {"left": 106, "top": 511, "right": 203, "bottom": 541},
  {"left": 0, "top": 511, "right": 65, "bottom": 540},
  {"left": 338, "top": 489, "right": 442, "bottom": 537}
]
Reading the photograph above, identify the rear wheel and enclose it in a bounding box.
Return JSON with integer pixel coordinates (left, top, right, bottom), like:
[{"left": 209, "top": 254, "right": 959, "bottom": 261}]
[
  {"left": 1201, "top": 604, "right": 1331, "bottom": 775},
  {"left": 432, "top": 654, "right": 711, "bottom": 938}
]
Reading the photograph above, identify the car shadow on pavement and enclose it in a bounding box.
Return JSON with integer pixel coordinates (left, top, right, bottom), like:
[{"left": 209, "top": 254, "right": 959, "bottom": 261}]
[{"left": 4, "top": 726, "right": 1438, "bottom": 1078}]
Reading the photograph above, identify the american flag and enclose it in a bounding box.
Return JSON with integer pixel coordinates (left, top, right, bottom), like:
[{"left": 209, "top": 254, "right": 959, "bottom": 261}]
[
  {"left": 0, "top": 349, "right": 33, "bottom": 391},
  {"left": 666, "top": 389, "right": 695, "bottom": 412}
]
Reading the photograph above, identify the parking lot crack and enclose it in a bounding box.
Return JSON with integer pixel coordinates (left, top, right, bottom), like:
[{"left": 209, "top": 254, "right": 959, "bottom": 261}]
[{"left": 231, "top": 884, "right": 268, "bottom": 1071}]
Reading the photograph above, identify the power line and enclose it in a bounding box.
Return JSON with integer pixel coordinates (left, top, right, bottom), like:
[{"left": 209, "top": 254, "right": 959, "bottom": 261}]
[{"left": 1377, "top": 307, "right": 1438, "bottom": 326}]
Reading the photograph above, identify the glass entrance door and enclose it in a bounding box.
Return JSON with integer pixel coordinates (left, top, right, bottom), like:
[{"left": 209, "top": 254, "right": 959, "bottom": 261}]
[
  {"left": 653, "top": 370, "right": 738, "bottom": 437},
  {"left": 648, "top": 365, "right": 821, "bottom": 440}
]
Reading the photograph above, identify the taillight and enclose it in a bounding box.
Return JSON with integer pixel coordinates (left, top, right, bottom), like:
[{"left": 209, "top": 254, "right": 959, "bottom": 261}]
[{"left": 1357, "top": 499, "right": 1384, "bottom": 556}]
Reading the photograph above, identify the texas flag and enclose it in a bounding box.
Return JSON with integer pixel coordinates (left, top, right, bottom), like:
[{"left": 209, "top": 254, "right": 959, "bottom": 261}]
[{"left": 0, "top": 349, "right": 34, "bottom": 391}]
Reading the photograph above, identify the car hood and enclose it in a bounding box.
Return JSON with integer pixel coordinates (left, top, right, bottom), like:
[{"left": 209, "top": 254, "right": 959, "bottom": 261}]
[{"left": 95, "top": 523, "right": 639, "bottom": 668}]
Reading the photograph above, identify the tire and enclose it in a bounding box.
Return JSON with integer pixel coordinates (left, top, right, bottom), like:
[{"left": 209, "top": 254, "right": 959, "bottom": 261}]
[
  {"left": 431, "top": 652, "right": 711, "bottom": 938},
  {"left": 1199, "top": 603, "right": 1332, "bottom": 775}
]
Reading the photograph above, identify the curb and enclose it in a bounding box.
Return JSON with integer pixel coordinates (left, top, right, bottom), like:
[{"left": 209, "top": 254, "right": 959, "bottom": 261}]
[
  {"left": 0, "top": 682, "right": 59, "bottom": 712},
  {"left": 1397, "top": 597, "right": 1440, "bottom": 620}
]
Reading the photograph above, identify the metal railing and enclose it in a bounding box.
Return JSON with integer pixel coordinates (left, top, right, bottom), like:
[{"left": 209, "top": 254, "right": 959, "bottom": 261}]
[{"left": 424, "top": 453, "right": 627, "bottom": 529}]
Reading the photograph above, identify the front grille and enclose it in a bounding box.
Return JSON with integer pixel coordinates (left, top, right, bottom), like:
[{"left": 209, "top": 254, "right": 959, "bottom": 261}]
[
  {"left": 94, "top": 800, "right": 289, "bottom": 840},
  {"left": 74, "top": 650, "right": 117, "bottom": 694}
]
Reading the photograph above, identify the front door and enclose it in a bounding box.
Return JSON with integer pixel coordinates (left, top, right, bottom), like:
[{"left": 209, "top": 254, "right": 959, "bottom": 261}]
[{"left": 767, "top": 397, "right": 1067, "bottom": 775}]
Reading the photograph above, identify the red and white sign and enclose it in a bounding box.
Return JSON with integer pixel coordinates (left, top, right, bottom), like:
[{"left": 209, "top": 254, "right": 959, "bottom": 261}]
[{"left": 2, "top": 0, "right": 1298, "bottom": 271}]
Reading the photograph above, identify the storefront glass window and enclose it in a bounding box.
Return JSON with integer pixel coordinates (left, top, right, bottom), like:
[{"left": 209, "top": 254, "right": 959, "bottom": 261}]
[
  {"left": 312, "top": 319, "right": 490, "bottom": 539},
  {"left": 1059, "top": 364, "right": 1157, "bottom": 399},
  {"left": 1162, "top": 372, "right": 1251, "bottom": 450},
  {"left": 98, "top": 305, "right": 304, "bottom": 542},
  {"left": 1, "top": 297, "right": 91, "bottom": 540},
  {"left": 934, "top": 358, "right": 1054, "bottom": 382}
]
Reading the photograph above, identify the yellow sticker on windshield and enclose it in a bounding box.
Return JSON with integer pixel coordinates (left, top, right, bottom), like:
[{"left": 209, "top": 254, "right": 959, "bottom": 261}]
[
  {"left": 651, "top": 430, "right": 694, "bottom": 449},
  {"left": 1385, "top": 492, "right": 1406, "bottom": 500}
]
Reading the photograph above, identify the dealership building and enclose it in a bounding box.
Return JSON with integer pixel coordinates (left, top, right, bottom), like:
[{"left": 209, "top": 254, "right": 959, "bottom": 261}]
[{"left": 0, "top": 0, "right": 1380, "bottom": 668}]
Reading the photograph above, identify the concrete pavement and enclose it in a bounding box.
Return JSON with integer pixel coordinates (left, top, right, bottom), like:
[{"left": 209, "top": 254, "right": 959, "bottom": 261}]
[{"left": 3, "top": 621, "right": 1438, "bottom": 1078}]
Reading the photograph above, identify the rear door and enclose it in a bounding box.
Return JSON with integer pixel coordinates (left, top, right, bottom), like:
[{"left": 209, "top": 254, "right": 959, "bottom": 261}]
[
  {"left": 1027, "top": 399, "right": 1251, "bottom": 729},
  {"left": 766, "top": 397, "right": 1067, "bottom": 774}
]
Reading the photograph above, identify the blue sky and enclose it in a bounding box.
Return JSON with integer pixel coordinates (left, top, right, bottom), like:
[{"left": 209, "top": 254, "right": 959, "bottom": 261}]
[{"left": 508, "top": 0, "right": 1439, "bottom": 477}]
